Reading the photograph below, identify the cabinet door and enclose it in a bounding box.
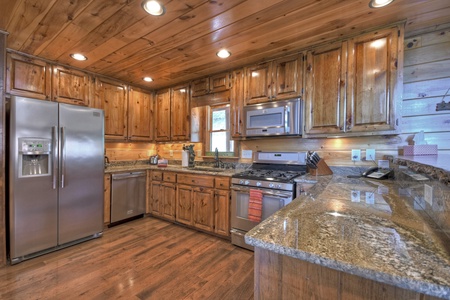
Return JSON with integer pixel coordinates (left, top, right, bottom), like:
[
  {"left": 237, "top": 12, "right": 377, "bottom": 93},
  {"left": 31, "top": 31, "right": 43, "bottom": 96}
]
[
  {"left": 6, "top": 52, "right": 51, "bottom": 100},
  {"left": 104, "top": 174, "right": 111, "bottom": 224},
  {"left": 155, "top": 89, "right": 171, "bottom": 141},
  {"left": 171, "top": 84, "right": 190, "bottom": 141},
  {"left": 191, "top": 77, "right": 209, "bottom": 97},
  {"left": 150, "top": 181, "right": 163, "bottom": 216},
  {"left": 231, "top": 69, "right": 245, "bottom": 139},
  {"left": 128, "top": 88, "right": 154, "bottom": 141},
  {"left": 304, "top": 41, "right": 347, "bottom": 136},
  {"left": 346, "top": 26, "right": 402, "bottom": 134},
  {"left": 214, "top": 189, "right": 230, "bottom": 237},
  {"left": 244, "top": 62, "right": 272, "bottom": 104},
  {"left": 209, "top": 72, "right": 230, "bottom": 93},
  {"left": 95, "top": 78, "right": 128, "bottom": 140},
  {"left": 53, "top": 65, "right": 90, "bottom": 106},
  {"left": 176, "top": 184, "right": 193, "bottom": 225},
  {"left": 272, "top": 54, "right": 303, "bottom": 100},
  {"left": 161, "top": 182, "right": 176, "bottom": 221},
  {"left": 193, "top": 187, "right": 214, "bottom": 232}
]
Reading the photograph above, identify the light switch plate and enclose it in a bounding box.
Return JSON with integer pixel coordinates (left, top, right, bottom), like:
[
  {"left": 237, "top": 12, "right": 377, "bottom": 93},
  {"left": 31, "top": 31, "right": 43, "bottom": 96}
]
[
  {"left": 242, "top": 150, "right": 252, "bottom": 159},
  {"left": 351, "top": 190, "right": 360, "bottom": 202}
]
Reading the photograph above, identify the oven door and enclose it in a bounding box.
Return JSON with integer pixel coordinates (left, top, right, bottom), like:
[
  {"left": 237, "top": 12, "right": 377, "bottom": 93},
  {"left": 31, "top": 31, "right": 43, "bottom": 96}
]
[{"left": 231, "top": 185, "right": 293, "bottom": 232}]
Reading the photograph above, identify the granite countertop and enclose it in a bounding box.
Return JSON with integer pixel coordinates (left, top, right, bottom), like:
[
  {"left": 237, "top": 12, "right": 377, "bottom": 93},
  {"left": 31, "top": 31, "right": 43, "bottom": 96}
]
[
  {"left": 105, "top": 162, "right": 238, "bottom": 177},
  {"left": 245, "top": 174, "right": 450, "bottom": 299}
]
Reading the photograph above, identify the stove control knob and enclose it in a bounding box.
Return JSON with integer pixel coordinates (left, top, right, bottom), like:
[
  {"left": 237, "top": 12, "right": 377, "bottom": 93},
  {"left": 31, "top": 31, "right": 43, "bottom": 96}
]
[
  {"left": 239, "top": 180, "right": 244, "bottom": 184},
  {"left": 244, "top": 180, "right": 250, "bottom": 185},
  {"left": 277, "top": 184, "right": 282, "bottom": 189},
  {"left": 256, "top": 181, "right": 262, "bottom": 187},
  {"left": 269, "top": 183, "right": 274, "bottom": 188}
]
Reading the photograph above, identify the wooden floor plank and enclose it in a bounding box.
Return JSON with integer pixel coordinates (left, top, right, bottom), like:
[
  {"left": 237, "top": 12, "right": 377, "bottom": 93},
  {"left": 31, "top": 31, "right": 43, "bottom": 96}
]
[{"left": 0, "top": 217, "right": 254, "bottom": 300}]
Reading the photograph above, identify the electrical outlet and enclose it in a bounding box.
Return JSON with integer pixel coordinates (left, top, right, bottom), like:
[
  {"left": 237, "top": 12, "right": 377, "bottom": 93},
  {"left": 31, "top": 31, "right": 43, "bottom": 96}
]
[
  {"left": 366, "top": 149, "right": 375, "bottom": 161},
  {"left": 242, "top": 150, "right": 252, "bottom": 159},
  {"left": 169, "top": 150, "right": 173, "bottom": 157},
  {"left": 424, "top": 184, "right": 433, "bottom": 206},
  {"left": 351, "top": 149, "right": 361, "bottom": 161}
]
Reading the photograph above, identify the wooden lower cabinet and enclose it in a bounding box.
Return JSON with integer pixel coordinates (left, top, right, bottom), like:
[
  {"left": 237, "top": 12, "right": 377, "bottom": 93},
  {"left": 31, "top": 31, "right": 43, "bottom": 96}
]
[
  {"left": 214, "top": 189, "right": 230, "bottom": 237},
  {"left": 104, "top": 174, "right": 111, "bottom": 224},
  {"left": 176, "top": 184, "right": 194, "bottom": 225},
  {"left": 254, "top": 247, "right": 441, "bottom": 300},
  {"left": 192, "top": 186, "right": 215, "bottom": 232},
  {"left": 148, "top": 171, "right": 230, "bottom": 238},
  {"left": 148, "top": 171, "right": 176, "bottom": 221}
]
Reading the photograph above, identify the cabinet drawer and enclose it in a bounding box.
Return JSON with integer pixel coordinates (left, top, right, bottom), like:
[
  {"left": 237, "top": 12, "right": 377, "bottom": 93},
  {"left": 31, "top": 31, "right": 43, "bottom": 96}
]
[
  {"left": 163, "top": 172, "right": 176, "bottom": 183},
  {"left": 178, "top": 174, "right": 214, "bottom": 188},
  {"left": 151, "top": 171, "right": 163, "bottom": 181},
  {"left": 215, "top": 177, "right": 230, "bottom": 189}
]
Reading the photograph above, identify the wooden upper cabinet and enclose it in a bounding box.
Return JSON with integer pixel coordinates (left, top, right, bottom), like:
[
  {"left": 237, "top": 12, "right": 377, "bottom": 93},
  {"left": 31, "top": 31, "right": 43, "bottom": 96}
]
[
  {"left": 346, "top": 25, "right": 403, "bottom": 134},
  {"left": 128, "top": 87, "right": 154, "bottom": 141},
  {"left": 6, "top": 52, "right": 51, "bottom": 100},
  {"left": 155, "top": 89, "right": 171, "bottom": 142},
  {"left": 52, "top": 65, "right": 90, "bottom": 106},
  {"left": 304, "top": 41, "right": 347, "bottom": 136},
  {"left": 304, "top": 24, "right": 403, "bottom": 137},
  {"left": 191, "top": 77, "right": 209, "bottom": 97},
  {"left": 244, "top": 54, "right": 303, "bottom": 104},
  {"left": 244, "top": 62, "right": 271, "bottom": 104},
  {"left": 231, "top": 69, "right": 245, "bottom": 139},
  {"left": 209, "top": 72, "right": 230, "bottom": 93},
  {"left": 272, "top": 54, "right": 303, "bottom": 101},
  {"left": 95, "top": 77, "right": 128, "bottom": 140},
  {"left": 171, "top": 84, "right": 190, "bottom": 141},
  {"left": 191, "top": 72, "right": 230, "bottom": 97}
]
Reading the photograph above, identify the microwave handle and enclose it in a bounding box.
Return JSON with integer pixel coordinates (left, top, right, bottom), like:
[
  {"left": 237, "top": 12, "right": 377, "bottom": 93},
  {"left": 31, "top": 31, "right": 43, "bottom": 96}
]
[{"left": 285, "top": 105, "right": 290, "bottom": 133}]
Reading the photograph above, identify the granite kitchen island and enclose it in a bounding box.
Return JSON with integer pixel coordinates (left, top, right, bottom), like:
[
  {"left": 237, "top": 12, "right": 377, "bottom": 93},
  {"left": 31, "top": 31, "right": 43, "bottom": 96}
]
[{"left": 245, "top": 169, "right": 450, "bottom": 299}]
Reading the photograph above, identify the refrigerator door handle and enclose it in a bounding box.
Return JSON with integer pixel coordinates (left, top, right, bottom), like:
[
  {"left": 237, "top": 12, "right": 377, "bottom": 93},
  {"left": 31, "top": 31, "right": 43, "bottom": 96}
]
[
  {"left": 52, "top": 126, "right": 58, "bottom": 190},
  {"left": 60, "top": 126, "right": 66, "bottom": 188}
]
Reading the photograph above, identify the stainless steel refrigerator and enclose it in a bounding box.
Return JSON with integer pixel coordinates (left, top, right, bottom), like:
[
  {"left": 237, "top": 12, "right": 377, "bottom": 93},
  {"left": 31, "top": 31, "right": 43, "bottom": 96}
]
[{"left": 7, "top": 96, "right": 104, "bottom": 264}]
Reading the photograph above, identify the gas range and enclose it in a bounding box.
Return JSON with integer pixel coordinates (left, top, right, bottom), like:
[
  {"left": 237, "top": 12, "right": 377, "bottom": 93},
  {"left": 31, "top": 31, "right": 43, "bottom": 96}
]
[{"left": 232, "top": 152, "right": 307, "bottom": 191}]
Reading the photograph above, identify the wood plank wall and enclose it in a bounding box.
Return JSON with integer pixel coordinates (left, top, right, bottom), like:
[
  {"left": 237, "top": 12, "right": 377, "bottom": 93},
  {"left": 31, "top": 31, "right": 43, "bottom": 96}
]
[{"left": 108, "top": 27, "right": 450, "bottom": 167}]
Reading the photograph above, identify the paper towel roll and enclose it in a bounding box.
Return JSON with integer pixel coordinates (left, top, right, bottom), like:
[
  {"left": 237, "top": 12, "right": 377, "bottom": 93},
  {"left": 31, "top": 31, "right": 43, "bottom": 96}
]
[{"left": 182, "top": 150, "right": 189, "bottom": 167}]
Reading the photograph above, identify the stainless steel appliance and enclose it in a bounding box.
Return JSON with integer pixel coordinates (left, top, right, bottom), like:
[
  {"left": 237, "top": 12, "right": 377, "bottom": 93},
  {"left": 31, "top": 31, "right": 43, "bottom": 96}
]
[
  {"left": 111, "top": 172, "right": 146, "bottom": 224},
  {"left": 7, "top": 96, "right": 104, "bottom": 264},
  {"left": 244, "top": 98, "right": 302, "bottom": 137},
  {"left": 231, "top": 151, "right": 307, "bottom": 250}
]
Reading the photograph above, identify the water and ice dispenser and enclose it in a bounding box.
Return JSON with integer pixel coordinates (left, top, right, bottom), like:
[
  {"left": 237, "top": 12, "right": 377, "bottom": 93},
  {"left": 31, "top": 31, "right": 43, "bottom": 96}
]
[{"left": 18, "top": 138, "right": 52, "bottom": 177}]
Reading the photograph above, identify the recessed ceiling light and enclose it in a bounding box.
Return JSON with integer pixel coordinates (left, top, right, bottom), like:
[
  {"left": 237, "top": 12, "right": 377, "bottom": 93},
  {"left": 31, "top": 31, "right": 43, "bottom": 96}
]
[
  {"left": 143, "top": 77, "right": 153, "bottom": 82},
  {"left": 70, "top": 53, "right": 87, "bottom": 61},
  {"left": 369, "top": 0, "right": 394, "bottom": 8},
  {"left": 216, "top": 49, "right": 231, "bottom": 59},
  {"left": 141, "top": 0, "right": 165, "bottom": 16}
]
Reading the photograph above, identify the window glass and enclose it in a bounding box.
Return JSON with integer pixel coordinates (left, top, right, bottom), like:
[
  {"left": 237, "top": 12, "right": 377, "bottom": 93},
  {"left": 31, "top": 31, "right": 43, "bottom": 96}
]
[{"left": 210, "top": 106, "right": 234, "bottom": 153}]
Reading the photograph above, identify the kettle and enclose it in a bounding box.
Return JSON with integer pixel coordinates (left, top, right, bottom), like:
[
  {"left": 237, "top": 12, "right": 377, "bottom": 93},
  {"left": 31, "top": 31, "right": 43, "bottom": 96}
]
[{"left": 150, "top": 155, "right": 159, "bottom": 165}]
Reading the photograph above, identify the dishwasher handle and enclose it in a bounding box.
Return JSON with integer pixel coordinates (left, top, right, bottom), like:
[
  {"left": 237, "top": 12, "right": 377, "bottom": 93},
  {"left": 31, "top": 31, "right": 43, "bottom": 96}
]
[{"left": 112, "top": 172, "right": 146, "bottom": 180}]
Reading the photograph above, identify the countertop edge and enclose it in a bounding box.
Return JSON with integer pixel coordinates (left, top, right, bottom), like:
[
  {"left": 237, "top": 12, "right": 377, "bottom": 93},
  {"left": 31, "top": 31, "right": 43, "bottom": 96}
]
[{"left": 245, "top": 235, "right": 449, "bottom": 299}]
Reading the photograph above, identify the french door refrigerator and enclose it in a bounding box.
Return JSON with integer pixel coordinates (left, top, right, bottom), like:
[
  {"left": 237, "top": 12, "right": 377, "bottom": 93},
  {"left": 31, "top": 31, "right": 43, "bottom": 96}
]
[{"left": 8, "top": 96, "right": 104, "bottom": 264}]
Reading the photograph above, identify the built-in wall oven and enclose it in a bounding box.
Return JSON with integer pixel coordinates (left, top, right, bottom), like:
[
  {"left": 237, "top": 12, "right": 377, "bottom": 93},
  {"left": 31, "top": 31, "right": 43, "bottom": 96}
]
[{"left": 230, "top": 152, "right": 306, "bottom": 250}]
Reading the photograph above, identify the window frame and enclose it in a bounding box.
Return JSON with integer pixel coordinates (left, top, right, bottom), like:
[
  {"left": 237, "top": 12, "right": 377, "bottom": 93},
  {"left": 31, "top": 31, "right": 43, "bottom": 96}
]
[{"left": 205, "top": 104, "right": 235, "bottom": 156}]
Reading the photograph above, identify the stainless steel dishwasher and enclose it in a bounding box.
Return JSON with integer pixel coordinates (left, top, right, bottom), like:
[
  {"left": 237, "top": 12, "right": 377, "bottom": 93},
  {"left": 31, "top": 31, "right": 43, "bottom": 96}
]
[{"left": 111, "top": 171, "right": 146, "bottom": 224}]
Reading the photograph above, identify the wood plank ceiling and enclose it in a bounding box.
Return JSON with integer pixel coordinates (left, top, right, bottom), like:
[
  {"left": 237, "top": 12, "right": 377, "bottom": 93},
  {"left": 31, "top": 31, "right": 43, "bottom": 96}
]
[{"left": 1, "top": 0, "right": 450, "bottom": 90}]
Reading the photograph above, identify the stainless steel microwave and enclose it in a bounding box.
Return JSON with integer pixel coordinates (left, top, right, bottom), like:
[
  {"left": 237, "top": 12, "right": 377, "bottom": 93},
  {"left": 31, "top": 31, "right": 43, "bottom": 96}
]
[{"left": 244, "top": 98, "right": 302, "bottom": 137}]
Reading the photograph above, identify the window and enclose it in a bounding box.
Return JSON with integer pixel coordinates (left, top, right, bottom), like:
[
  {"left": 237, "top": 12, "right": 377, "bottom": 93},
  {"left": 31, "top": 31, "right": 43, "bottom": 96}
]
[{"left": 209, "top": 105, "right": 234, "bottom": 154}]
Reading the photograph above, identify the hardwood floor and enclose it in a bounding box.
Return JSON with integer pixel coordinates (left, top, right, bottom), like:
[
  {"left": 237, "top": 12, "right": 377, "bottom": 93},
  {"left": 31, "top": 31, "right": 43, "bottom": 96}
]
[{"left": 0, "top": 217, "right": 254, "bottom": 299}]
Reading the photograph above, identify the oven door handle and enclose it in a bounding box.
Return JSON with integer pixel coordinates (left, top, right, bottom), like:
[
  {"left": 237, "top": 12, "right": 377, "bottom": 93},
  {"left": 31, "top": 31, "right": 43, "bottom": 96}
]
[{"left": 231, "top": 186, "right": 292, "bottom": 198}]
